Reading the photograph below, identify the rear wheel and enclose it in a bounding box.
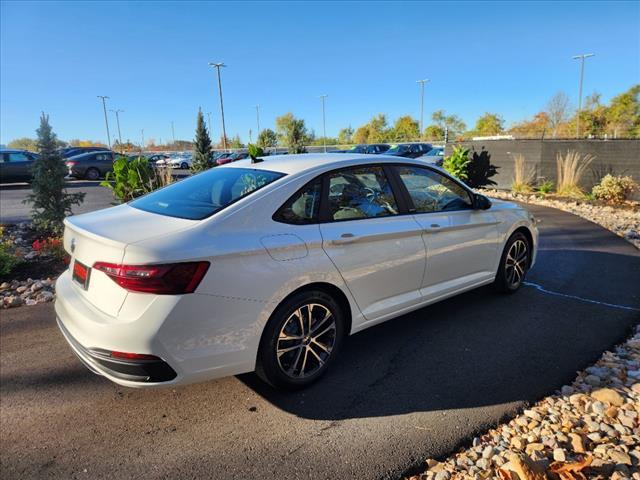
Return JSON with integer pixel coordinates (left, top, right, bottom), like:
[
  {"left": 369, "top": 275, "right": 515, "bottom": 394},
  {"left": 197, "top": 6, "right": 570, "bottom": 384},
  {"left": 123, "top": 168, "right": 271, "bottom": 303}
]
[
  {"left": 256, "top": 290, "right": 345, "bottom": 390},
  {"left": 180, "top": 162, "right": 188, "bottom": 170},
  {"left": 85, "top": 167, "right": 100, "bottom": 180},
  {"left": 494, "top": 232, "right": 530, "bottom": 293}
]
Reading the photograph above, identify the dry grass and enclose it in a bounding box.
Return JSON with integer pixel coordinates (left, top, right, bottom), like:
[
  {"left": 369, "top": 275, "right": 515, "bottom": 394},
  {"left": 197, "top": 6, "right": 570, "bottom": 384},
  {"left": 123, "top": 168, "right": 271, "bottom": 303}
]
[
  {"left": 556, "top": 150, "right": 594, "bottom": 197},
  {"left": 511, "top": 154, "right": 536, "bottom": 193},
  {"left": 154, "top": 165, "right": 174, "bottom": 189}
]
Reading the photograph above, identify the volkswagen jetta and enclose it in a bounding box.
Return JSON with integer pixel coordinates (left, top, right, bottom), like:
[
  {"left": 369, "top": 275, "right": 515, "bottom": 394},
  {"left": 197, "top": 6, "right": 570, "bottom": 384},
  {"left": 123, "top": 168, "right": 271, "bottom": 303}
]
[{"left": 55, "top": 154, "right": 537, "bottom": 389}]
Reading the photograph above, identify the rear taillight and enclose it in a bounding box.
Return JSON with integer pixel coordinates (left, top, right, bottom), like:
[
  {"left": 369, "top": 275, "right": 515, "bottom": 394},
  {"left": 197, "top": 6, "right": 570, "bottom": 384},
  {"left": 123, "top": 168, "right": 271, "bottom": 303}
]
[
  {"left": 110, "top": 351, "right": 160, "bottom": 361},
  {"left": 66, "top": 161, "right": 76, "bottom": 166},
  {"left": 93, "top": 261, "right": 209, "bottom": 294}
]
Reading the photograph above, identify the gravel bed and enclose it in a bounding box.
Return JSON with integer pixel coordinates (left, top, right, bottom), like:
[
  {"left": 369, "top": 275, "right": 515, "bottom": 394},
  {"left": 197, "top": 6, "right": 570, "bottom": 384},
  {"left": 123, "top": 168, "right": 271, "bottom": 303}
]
[
  {"left": 481, "top": 189, "right": 640, "bottom": 250},
  {"left": 409, "top": 326, "right": 640, "bottom": 480},
  {"left": 1, "top": 277, "right": 56, "bottom": 308}
]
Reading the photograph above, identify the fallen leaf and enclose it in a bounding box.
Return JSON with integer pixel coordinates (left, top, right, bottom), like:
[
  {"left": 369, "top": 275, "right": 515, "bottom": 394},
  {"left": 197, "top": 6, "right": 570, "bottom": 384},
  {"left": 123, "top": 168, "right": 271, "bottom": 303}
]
[{"left": 549, "top": 455, "right": 593, "bottom": 480}]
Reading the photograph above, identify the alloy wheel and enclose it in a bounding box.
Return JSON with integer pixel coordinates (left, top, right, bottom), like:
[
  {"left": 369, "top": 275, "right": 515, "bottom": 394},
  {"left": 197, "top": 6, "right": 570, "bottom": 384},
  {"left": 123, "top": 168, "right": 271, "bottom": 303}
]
[
  {"left": 505, "top": 239, "right": 528, "bottom": 288},
  {"left": 276, "top": 303, "right": 336, "bottom": 379}
]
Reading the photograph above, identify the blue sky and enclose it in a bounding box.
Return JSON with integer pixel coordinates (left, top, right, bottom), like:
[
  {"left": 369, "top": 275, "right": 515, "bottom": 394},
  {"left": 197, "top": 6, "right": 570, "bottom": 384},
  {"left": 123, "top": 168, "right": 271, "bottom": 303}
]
[{"left": 1, "top": 1, "right": 639, "bottom": 145}]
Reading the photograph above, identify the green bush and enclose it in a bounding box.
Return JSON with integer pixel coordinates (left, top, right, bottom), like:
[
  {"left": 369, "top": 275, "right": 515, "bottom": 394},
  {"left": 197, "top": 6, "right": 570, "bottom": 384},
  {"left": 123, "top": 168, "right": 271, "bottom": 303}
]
[
  {"left": 101, "top": 156, "right": 156, "bottom": 202},
  {"left": 537, "top": 180, "right": 554, "bottom": 194},
  {"left": 0, "top": 227, "right": 19, "bottom": 277},
  {"left": 443, "top": 146, "right": 470, "bottom": 181},
  {"left": 592, "top": 174, "right": 638, "bottom": 204}
]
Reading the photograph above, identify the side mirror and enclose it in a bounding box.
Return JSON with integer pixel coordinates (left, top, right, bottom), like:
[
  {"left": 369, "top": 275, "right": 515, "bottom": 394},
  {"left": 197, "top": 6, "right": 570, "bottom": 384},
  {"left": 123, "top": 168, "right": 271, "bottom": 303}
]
[{"left": 473, "top": 193, "right": 492, "bottom": 210}]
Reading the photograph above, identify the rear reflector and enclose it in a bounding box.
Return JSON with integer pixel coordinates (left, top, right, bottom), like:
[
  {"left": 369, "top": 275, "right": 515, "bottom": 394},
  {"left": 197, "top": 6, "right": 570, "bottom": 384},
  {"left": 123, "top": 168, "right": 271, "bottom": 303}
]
[
  {"left": 110, "top": 351, "right": 160, "bottom": 361},
  {"left": 93, "top": 261, "right": 209, "bottom": 294}
]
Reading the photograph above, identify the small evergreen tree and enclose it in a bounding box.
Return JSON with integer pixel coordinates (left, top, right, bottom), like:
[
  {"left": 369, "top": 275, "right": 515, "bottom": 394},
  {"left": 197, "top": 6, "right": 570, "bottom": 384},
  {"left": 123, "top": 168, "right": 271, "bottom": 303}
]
[
  {"left": 26, "top": 114, "right": 84, "bottom": 235},
  {"left": 191, "top": 109, "right": 213, "bottom": 173}
]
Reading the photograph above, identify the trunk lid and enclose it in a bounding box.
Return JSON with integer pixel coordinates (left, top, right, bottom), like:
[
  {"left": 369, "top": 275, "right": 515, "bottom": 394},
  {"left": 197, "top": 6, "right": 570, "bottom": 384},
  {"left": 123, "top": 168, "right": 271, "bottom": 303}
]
[{"left": 63, "top": 204, "right": 197, "bottom": 316}]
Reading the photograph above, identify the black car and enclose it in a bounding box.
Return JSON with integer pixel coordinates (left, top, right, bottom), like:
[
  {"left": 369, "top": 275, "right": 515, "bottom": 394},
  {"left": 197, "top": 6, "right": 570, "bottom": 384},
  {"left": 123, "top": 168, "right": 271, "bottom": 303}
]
[
  {"left": 0, "top": 149, "right": 39, "bottom": 183},
  {"left": 331, "top": 144, "right": 390, "bottom": 154},
  {"left": 66, "top": 151, "right": 116, "bottom": 180},
  {"left": 384, "top": 143, "right": 432, "bottom": 159},
  {"left": 58, "top": 146, "right": 110, "bottom": 159}
]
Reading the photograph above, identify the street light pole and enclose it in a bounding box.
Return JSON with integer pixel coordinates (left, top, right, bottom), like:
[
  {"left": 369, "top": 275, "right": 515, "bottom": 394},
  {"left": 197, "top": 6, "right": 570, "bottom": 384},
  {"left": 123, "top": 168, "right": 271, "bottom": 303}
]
[
  {"left": 572, "top": 53, "right": 595, "bottom": 138},
  {"left": 255, "top": 105, "right": 261, "bottom": 136},
  {"left": 320, "top": 94, "right": 328, "bottom": 153},
  {"left": 141, "top": 129, "right": 144, "bottom": 152},
  {"left": 416, "top": 79, "right": 430, "bottom": 140},
  {"left": 171, "top": 121, "right": 176, "bottom": 145},
  {"left": 209, "top": 62, "right": 228, "bottom": 151},
  {"left": 207, "top": 112, "right": 212, "bottom": 134},
  {"left": 109, "top": 109, "right": 123, "bottom": 151},
  {"left": 97, "top": 95, "right": 111, "bottom": 149}
]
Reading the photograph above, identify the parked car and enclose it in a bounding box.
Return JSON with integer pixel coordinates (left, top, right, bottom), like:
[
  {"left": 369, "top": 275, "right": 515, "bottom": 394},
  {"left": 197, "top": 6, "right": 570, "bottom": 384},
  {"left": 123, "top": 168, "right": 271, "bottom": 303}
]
[
  {"left": 55, "top": 153, "right": 538, "bottom": 390},
  {"left": 331, "top": 144, "right": 390, "bottom": 154},
  {"left": 66, "top": 151, "right": 116, "bottom": 180},
  {"left": 216, "top": 152, "right": 249, "bottom": 166},
  {"left": 0, "top": 149, "right": 39, "bottom": 183},
  {"left": 158, "top": 153, "right": 192, "bottom": 169},
  {"left": 418, "top": 147, "right": 445, "bottom": 166},
  {"left": 146, "top": 154, "right": 170, "bottom": 167},
  {"left": 384, "top": 143, "right": 433, "bottom": 159},
  {"left": 59, "top": 147, "right": 110, "bottom": 159}
]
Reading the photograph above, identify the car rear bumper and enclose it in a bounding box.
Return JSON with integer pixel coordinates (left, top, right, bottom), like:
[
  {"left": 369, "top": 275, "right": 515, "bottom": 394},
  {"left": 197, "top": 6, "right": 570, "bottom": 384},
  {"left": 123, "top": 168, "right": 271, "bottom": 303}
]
[{"left": 55, "top": 270, "right": 264, "bottom": 388}]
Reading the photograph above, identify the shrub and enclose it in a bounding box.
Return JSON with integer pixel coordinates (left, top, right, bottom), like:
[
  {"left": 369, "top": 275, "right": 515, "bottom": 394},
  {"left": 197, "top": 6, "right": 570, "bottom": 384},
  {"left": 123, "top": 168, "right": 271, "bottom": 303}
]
[
  {"left": 511, "top": 154, "right": 536, "bottom": 193},
  {"left": 556, "top": 150, "right": 594, "bottom": 197},
  {"left": 154, "top": 164, "right": 174, "bottom": 189},
  {"left": 592, "top": 174, "right": 638, "bottom": 204},
  {"left": 32, "top": 237, "right": 66, "bottom": 261},
  {"left": 101, "top": 156, "right": 156, "bottom": 202},
  {"left": 192, "top": 109, "right": 213, "bottom": 173},
  {"left": 443, "top": 146, "right": 470, "bottom": 181},
  {"left": 0, "top": 227, "right": 19, "bottom": 276},
  {"left": 537, "top": 180, "right": 554, "bottom": 194},
  {"left": 466, "top": 150, "right": 498, "bottom": 188},
  {"left": 25, "top": 114, "right": 85, "bottom": 235}
]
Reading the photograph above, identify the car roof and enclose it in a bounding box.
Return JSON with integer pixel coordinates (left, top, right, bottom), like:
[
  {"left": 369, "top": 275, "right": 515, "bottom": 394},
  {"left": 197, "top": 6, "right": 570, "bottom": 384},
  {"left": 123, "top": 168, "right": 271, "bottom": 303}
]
[
  {"left": 224, "top": 153, "right": 440, "bottom": 176},
  {"left": 66, "top": 150, "right": 111, "bottom": 159}
]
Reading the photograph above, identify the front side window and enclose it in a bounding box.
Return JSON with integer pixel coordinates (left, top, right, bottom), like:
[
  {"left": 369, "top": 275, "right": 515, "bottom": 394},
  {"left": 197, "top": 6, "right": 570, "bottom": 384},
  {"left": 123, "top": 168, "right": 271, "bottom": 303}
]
[
  {"left": 131, "top": 167, "right": 285, "bottom": 220},
  {"left": 327, "top": 166, "right": 398, "bottom": 221},
  {"left": 396, "top": 165, "right": 472, "bottom": 213},
  {"left": 274, "top": 180, "right": 321, "bottom": 224},
  {"left": 8, "top": 153, "right": 30, "bottom": 163}
]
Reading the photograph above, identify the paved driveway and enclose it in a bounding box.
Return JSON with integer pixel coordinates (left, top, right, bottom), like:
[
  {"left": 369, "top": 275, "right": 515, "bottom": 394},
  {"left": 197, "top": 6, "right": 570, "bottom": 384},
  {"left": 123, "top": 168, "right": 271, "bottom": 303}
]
[{"left": 1, "top": 205, "right": 639, "bottom": 479}]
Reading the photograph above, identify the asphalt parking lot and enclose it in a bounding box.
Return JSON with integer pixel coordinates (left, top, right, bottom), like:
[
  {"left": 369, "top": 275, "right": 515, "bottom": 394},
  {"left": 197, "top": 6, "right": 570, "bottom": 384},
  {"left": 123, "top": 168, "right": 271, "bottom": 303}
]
[{"left": 1, "top": 203, "right": 639, "bottom": 480}]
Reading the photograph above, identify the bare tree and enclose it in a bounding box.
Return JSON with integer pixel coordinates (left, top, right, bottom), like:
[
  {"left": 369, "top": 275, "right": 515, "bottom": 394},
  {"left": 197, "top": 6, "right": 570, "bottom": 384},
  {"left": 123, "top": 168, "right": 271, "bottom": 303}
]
[{"left": 545, "top": 92, "right": 571, "bottom": 138}]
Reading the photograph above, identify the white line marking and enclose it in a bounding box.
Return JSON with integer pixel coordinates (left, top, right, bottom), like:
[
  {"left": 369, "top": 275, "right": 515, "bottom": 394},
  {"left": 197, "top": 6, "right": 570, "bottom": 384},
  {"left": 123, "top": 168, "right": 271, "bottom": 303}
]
[{"left": 523, "top": 281, "right": 640, "bottom": 312}]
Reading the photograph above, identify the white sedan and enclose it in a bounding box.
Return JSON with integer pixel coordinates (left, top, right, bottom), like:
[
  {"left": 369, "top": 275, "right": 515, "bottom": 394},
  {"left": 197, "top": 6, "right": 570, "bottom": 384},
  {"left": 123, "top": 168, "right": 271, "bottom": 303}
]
[
  {"left": 156, "top": 154, "right": 192, "bottom": 169},
  {"left": 55, "top": 154, "right": 537, "bottom": 389}
]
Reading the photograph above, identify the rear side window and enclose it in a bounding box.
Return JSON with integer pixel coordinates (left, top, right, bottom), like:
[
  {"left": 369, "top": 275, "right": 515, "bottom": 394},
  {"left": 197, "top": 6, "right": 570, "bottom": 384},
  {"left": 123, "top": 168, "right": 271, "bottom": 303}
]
[
  {"left": 274, "top": 180, "right": 322, "bottom": 224},
  {"left": 131, "top": 167, "right": 285, "bottom": 220}
]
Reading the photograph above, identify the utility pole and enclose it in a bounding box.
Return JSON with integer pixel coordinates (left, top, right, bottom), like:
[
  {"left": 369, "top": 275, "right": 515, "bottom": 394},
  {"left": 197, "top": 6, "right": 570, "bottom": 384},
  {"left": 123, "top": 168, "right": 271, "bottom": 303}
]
[
  {"left": 97, "top": 95, "right": 111, "bottom": 149},
  {"left": 141, "top": 129, "right": 145, "bottom": 152},
  {"left": 416, "top": 79, "right": 430, "bottom": 140},
  {"left": 109, "top": 109, "right": 124, "bottom": 152},
  {"left": 249, "top": 129, "right": 253, "bottom": 144},
  {"left": 320, "top": 94, "right": 328, "bottom": 153},
  {"left": 255, "top": 105, "right": 261, "bottom": 135},
  {"left": 573, "top": 53, "right": 595, "bottom": 138},
  {"left": 171, "top": 121, "right": 176, "bottom": 145},
  {"left": 207, "top": 112, "right": 212, "bottom": 133},
  {"left": 209, "top": 62, "right": 228, "bottom": 150}
]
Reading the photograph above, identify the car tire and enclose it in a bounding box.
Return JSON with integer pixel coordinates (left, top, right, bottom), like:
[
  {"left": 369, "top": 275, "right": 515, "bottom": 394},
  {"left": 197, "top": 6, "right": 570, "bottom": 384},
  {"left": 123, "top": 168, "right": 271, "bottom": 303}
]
[
  {"left": 180, "top": 162, "right": 188, "bottom": 170},
  {"left": 256, "top": 290, "right": 346, "bottom": 390},
  {"left": 85, "top": 168, "right": 100, "bottom": 181},
  {"left": 494, "top": 231, "right": 530, "bottom": 293}
]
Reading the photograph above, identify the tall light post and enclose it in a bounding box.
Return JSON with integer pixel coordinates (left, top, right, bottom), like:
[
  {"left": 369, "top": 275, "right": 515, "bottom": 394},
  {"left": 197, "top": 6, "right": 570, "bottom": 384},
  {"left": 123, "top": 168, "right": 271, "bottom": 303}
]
[
  {"left": 171, "top": 121, "right": 176, "bottom": 145},
  {"left": 255, "top": 105, "right": 261, "bottom": 136},
  {"left": 109, "top": 109, "right": 123, "bottom": 151},
  {"left": 97, "top": 95, "right": 111, "bottom": 148},
  {"left": 209, "top": 62, "right": 228, "bottom": 151},
  {"left": 141, "top": 129, "right": 145, "bottom": 152},
  {"left": 207, "top": 112, "right": 212, "bottom": 133},
  {"left": 416, "top": 79, "right": 430, "bottom": 140},
  {"left": 573, "top": 53, "right": 595, "bottom": 138},
  {"left": 320, "top": 94, "right": 328, "bottom": 153}
]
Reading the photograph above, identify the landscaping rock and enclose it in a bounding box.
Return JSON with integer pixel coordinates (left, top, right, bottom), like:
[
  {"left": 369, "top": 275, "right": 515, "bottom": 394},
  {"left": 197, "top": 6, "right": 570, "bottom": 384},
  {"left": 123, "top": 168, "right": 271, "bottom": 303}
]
[{"left": 591, "top": 388, "right": 625, "bottom": 406}]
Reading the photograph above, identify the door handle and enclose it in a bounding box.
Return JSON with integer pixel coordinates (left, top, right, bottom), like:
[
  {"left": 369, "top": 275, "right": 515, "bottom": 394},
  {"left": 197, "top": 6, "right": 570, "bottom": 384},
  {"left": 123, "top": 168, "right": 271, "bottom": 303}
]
[
  {"left": 332, "top": 233, "right": 358, "bottom": 245},
  {"left": 424, "top": 224, "right": 442, "bottom": 234}
]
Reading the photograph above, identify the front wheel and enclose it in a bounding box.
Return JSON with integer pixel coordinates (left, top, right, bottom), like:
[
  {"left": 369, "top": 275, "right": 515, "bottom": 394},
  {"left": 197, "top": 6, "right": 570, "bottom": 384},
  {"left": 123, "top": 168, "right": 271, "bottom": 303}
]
[
  {"left": 85, "top": 167, "right": 100, "bottom": 180},
  {"left": 180, "top": 162, "right": 188, "bottom": 170},
  {"left": 494, "top": 232, "right": 530, "bottom": 293},
  {"left": 256, "top": 290, "right": 345, "bottom": 390}
]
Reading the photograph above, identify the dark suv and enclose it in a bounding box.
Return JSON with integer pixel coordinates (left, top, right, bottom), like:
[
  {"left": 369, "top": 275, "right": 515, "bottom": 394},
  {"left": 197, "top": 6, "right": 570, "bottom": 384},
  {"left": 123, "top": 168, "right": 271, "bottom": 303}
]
[
  {"left": 384, "top": 143, "right": 432, "bottom": 159},
  {"left": 66, "top": 151, "right": 115, "bottom": 180},
  {"left": 0, "top": 149, "right": 39, "bottom": 183},
  {"left": 58, "top": 146, "right": 110, "bottom": 159}
]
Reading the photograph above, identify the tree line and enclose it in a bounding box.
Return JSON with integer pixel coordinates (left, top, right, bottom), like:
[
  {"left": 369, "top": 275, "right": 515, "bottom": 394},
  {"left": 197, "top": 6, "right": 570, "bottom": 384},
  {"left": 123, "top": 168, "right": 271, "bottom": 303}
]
[{"left": 7, "top": 85, "right": 638, "bottom": 153}]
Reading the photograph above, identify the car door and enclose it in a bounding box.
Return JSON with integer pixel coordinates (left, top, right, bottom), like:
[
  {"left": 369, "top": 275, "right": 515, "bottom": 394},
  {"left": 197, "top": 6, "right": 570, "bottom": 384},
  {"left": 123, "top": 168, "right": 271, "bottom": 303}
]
[
  {"left": 1, "top": 152, "right": 34, "bottom": 183},
  {"left": 319, "top": 165, "right": 426, "bottom": 321},
  {"left": 392, "top": 164, "right": 499, "bottom": 299}
]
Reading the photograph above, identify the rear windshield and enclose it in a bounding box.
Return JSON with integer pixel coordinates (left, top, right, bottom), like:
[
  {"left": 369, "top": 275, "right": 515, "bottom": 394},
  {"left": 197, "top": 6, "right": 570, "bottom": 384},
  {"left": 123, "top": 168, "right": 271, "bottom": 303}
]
[{"left": 130, "top": 167, "right": 285, "bottom": 220}]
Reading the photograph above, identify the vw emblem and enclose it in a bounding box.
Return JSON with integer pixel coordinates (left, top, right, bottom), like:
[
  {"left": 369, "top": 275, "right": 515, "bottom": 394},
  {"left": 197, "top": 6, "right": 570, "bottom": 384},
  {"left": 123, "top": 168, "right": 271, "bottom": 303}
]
[{"left": 70, "top": 238, "right": 76, "bottom": 253}]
